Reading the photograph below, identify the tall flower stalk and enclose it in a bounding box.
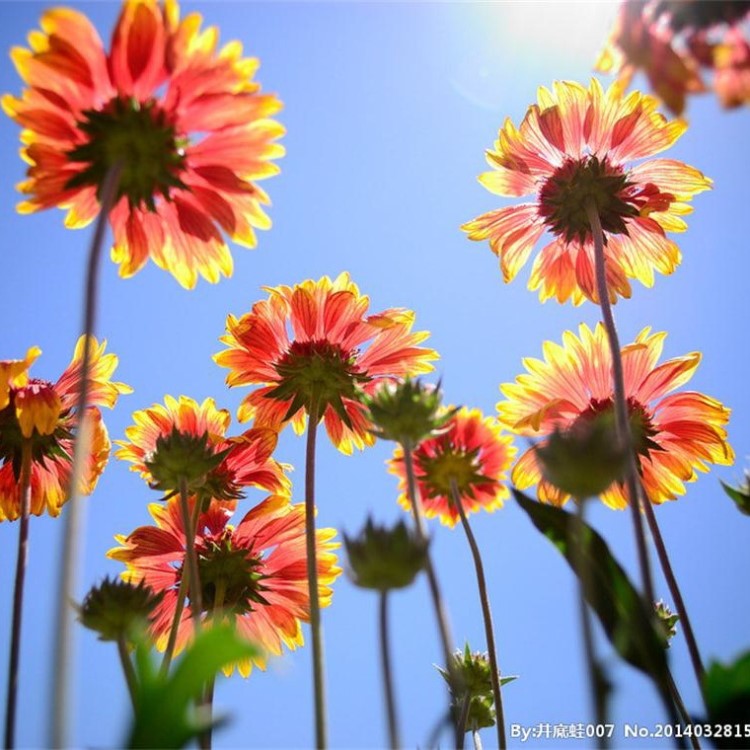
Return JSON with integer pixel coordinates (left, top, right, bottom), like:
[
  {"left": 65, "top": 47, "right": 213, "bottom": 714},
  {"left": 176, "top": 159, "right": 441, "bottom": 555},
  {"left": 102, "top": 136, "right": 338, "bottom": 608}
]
[
  {"left": 304, "top": 399, "right": 328, "bottom": 749},
  {"left": 585, "top": 199, "right": 657, "bottom": 604},
  {"left": 450, "top": 479, "right": 507, "bottom": 750},
  {"left": 4, "top": 441, "right": 32, "bottom": 750}
]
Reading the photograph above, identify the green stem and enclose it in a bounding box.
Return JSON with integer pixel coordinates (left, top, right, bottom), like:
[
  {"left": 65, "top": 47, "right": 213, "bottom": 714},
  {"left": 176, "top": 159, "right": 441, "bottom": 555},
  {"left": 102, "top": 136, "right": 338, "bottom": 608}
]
[
  {"left": 450, "top": 480, "right": 506, "bottom": 750},
  {"left": 585, "top": 199, "right": 656, "bottom": 607},
  {"left": 305, "top": 401, "right": 327, "bottom": 750},
  {"left": 402, "top": 444, "right": 461, "bottom": 750},
  {"left": 457, "top": 693, "right": 471, "bottom": 746},
  {"left": 50, "top": 163, "right": 122, "bottom": 749},
  {"left": 642, "top": 498, "right": 705, "bottom": 691},
  {"left": 178, "top": 480, "right": 202, "bottom": 634},
  {"left": 117, "top": 635, "right": 138, "bottom": 708},
  {"left": 4, "top": 441, "right": 33, "bottom": 750},
  {"left": 379, "top": 590, "right": 400, "bottom": 750},
  {"left": 200, "top": 579, "right": 226, "bottom": 750},
  {"left": 161, "top": 498, "right": 202, "bottom": 675},
  {"left": 574, "top": 499, "right": 610, "bottom": 747}
]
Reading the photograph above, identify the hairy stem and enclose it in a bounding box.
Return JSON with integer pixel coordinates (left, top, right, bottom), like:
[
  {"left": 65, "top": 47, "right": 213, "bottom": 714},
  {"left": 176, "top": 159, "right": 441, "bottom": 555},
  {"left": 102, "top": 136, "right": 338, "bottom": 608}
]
[
  {"left": 450, "top": 479, "right": 506, "bottom": 750},
  {"left": 179, "top": 481, "right": 202, "bottom": 636},
  {"left": 51, "top": 163, "right": 121, "bottom": 748},
  {"left": 305, "top": 401, "right": 327, "bottom": 749},
  {"left": 117, "top": 636, "right": 138, "bottom": 709},
  {"left": 642, "top": 498, "right": 705, "bottom": 691},
  {"left": 4, "top": 441, "right": 33, "bottom": 749},
  {"left": 379, "top": 591, "right": 400, "bottom": 750},
  {"left": 402, "top": 444, "right": 461, "bottom": 750},
  {"left": 585, "top": 199, "right": 656, "bottom": 606}
]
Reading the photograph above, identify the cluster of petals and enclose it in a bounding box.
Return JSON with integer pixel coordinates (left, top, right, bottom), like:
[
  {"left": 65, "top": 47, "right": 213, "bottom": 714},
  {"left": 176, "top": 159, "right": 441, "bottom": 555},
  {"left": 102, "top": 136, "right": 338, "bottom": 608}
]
[
  {"left": 109, "top": 494, "right": 341, "bottom": 675},
  {"left": 389, "top": 407, "right": 516, "bottom": 528},
  {"left": 4, "top": 0, "right": 284, "bottom": 288},
  {"left": 462, "top": 79, "right": 711, "bottom": 305},
  {"left": 497, "top": 323, "right": 733, "bottom": 509},
  {"left": 116, "top": 394, "right": 290, "bottom": 498},
  {"left": 215, "top": 273, "right": 438, "bottom": 455},
  {"left": 0, "top": 337, "right": 130, "bottom": 520},
  {"left": 597, "top": 0, "right": 750, "bottom": 113}
]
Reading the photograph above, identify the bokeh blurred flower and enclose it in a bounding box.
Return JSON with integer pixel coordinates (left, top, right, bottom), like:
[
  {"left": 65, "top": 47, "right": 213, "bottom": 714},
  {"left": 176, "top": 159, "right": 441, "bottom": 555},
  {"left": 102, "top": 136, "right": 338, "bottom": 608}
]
[
  {"left": 498, "top": 323, "right": 734, "bottom": 508},
  {"left": 109, "top": 494, "right": 341, "bottom": 675},
  {"left": 79, "top": 577, "right": 163, "bottom": 642},
  {"left": 389, "top": 407, "right": 516, "bottom": 528},
  {"left": 116, "top": 395, "right": 289, "bottom": 500},
  {"left": 364, "top": 378, "right": 454, "bottom": 447},
  {"left": 344, "top": 517, "right": 428, "bottom": 591},
  {"left": 597, "top": 1, "right": 750, "bottom": 113},
  {"left": 0, "top": 337, "right": 130, "bottom": 520},
  {"left": 4, "top": 0, "right": 284, "bottom": 288},
  {"left": 215, "top": 273, "right": 438, "bottom": 455},
  {"left": 462, "top": 79, "right": 710, "bottom": 305}
]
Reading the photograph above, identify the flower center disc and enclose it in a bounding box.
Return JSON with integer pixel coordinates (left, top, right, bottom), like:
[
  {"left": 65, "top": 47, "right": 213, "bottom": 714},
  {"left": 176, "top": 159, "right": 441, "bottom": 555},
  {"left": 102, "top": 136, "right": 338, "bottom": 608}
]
[
  {"left": 538, "top": 156, "right": 638, "bottom": 243},
  {"left": 66, "top": 96, "right": 187, "bottom": 210},
  {"left": 418, "top": 448, "right": 487, "bottom": 499}
]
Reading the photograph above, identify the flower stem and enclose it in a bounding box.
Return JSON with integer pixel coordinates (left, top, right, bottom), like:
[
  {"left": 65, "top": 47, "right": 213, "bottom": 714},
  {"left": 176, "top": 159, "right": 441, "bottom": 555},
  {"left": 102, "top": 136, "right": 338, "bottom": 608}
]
[
  {"left": 584, "top": 199, "right": 656, "bottom": 607},
  {"left": 4, "top": 441, "right": 32, "bottom": 750},
  {"left": 305, "top": 400, "right": 327, "bottom": 750},
  {"left": 50, "top": 163, "right": 121, "bottom": 749},
  {"left": 574, "top": 499, "right": 610, "bottom": 746},
  {"left": 379, "top": 590, "right": 400, "bottom": 750},
  {"left": 402, "top": 443, "right": 461, "bottom": 750},
  {"left": 178, "top": 480, "right": 202, "bottom": 634},
  {"left": 450, "top": 479, "right": 506, "bottom": 750},
  {"left": 642, "top": 498, "right": 705, "bottom": 691},
  {"left": 472, "top": 730, "right": 483, "bottom": 750},
  {"left": 200, "top": 579, "right": 226, "bottom": 750},
  {"left": 161, "top": 498, "right": 202, "bottom": 675},
  {"left": 117, "top": 635, "right": 138, "bottom": 708}
]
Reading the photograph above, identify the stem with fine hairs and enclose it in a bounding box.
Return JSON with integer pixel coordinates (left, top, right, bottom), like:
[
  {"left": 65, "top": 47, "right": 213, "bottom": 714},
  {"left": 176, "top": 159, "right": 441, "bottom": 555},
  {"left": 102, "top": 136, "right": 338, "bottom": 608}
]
[
  {"left": 50, "top": 163, "right": 121, "bottom": 749},
  {"left": 379, "top": 590, "right": 400, "bottom": 750},
  {"left": 584, "top": 198, "right": 656, "bottom": 607},
  {"left": 402, "top": 443, "right": 462, "bottom": 750},
  {"left": 642, "top": 496, "right": 705, "bottom": 692},
  {"left": 178, "top": 480, "right": 203, "bottom": 634},
  {"left": 161, "top": 498, "right": 202, "bottom": 675},
  {"left": 450, "top": 479, "right": 507, "bottom": 750},
  {"left": 4, "top": 441, "right": 33, "bottom": 750},
  {"left": 305, "top": 399, "right": 328, "bottom": 750}
]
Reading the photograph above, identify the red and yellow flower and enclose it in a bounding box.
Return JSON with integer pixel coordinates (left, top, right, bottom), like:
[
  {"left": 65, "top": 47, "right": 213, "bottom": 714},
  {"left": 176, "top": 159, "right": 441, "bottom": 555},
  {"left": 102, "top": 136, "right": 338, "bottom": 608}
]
[
  {"left": 215, "top": 273, "right": 438, "bottom": 455},
  {"left": 4, "top": 0, "right": 284, "bottom": 288},
  {"left": 109, "top": 494, "right": 341, "bottom": 675},
  {"left": 0, "top": 337, "right": 130, "bottom": 520},
  {"left": 497, "top": 323, "right": 734, "bottom": 509},
  {"left": 116, "top": 395, "right": 289, "bottom": 499},
  {"left": 462, "top": 79, "right": 711, "bottom": 305},
  {"left": 389, "top": 407, "right": 516, "bottom": 528},
  {"left": 597, "top": 1, "right": 750, "bottom": 113}
]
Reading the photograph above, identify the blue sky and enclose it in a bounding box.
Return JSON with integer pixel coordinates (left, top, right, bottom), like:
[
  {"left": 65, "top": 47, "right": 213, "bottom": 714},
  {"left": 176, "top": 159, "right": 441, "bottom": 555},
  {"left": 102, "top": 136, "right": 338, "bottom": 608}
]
[{"left": 1, "top": 2, "right": 749, "bottom": 748}]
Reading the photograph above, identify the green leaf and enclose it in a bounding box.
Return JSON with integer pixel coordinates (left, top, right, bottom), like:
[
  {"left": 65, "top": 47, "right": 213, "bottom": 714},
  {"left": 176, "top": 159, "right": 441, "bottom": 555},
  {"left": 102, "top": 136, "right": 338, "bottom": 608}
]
[
  {"left": 513, "top": 489, "right": 671, "bottom": 698},
  {"left": 702, "top": 651, "right": 750, "bottom": 747},
  {"left": 126, "top": 625, "right": 260, "bottom": 749},
  {"left": 720, "top": 480, "right": 750, "bottom": 516}
]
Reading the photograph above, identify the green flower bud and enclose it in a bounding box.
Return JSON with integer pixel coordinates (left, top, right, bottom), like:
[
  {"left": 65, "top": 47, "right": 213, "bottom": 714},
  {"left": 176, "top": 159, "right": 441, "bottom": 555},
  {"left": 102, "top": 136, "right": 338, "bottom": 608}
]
[
  {"left": 78, "top": 577, "right": 162, "bottom": 643},
  {"left": 437, "top": 645, "right": 517, "bottom": 732},
  {"left": 344, "top": 517, "right": 428, "bottom": 591},
  {"left": 721, "top": 471, "right": 750, "bottom": 516},
  {"left": 144, "top": 427, "right": 228, "bottom": 494},
  {"left": 655, "top": 600, "right": 679, "bottom": 647},
  {"left": 535, "top": 410, "right": 628, "bottom": 499},
  {"left": 364, "top": 378, "right": 456, "bottom": 446}
]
